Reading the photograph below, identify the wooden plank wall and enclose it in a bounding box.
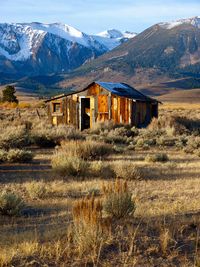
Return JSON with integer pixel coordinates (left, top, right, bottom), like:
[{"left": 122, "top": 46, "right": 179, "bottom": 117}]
[
  {"left": 47, "top": 83, "right": 156, "bottom": 129},
  {"left": 111, "top": 96, "right": 131, "bottom": 124},
  {"left": 97, "top": 95, "right": 109, "bottom": 121}
]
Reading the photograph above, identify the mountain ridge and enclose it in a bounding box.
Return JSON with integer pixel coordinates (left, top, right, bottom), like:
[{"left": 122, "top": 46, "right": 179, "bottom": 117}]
[
  {"left": 2, "top": 16, "right": 200, "bottom": 98},
  {"left": 0, "top": 22, "right": 136, "bottom": 76}
]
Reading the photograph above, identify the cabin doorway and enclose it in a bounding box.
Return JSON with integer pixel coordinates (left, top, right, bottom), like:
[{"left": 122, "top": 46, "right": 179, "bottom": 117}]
[
  {"left": 80, "top": 97, "right": 91, "bottom": 130},
  {"left": 152, "top": 104, "right": 158, "bottom": 118}
]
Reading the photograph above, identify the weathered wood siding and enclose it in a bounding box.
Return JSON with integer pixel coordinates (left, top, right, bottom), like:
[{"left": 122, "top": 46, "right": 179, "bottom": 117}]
[{"left": 46, "top": 83, "right": 158, "bottom": 129}]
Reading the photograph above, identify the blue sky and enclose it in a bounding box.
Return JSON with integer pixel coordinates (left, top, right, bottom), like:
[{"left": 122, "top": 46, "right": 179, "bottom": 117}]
[{"left": 1, "top": 0, "right": 200, "bottom": 33}]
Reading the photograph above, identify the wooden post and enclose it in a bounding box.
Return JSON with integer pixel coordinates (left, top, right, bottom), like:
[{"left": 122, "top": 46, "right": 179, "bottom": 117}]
[
  {"left": 36, "top": 109, "right": 40, "bottom": 119},
  {"left": 108, "top": 93, "right": 111, "bottom": 120},
  {"left": 16, "top": 108, "right": 21, "bottom": 118}
]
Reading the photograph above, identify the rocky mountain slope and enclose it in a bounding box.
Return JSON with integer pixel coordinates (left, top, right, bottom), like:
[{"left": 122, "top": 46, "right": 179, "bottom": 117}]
[
  {"left": 44, "top": 16, "right": 200, "bottom": 96},
  {"left": 0, "top": 22, "right": 135, "bottom": 76},
  {"left": 3, "top": 17, "right": 200, "bottom": 97}
]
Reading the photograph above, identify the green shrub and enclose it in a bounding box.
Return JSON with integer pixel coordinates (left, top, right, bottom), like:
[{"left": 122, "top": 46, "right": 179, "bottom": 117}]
[
  {"left": 145, "top": 153, "right": 169, "bottom": 163},
  {"left": 103, "top": 180, "right": 135, "bottom": 219},
  {"left": 0, "top": 191, "right": 24, "bottom": 216},
  {"left": 52, "top": 153, "right": 89, "bottom": 177},
  {"left": 6, "top": 149, "right": 33, "bottom": 163}
]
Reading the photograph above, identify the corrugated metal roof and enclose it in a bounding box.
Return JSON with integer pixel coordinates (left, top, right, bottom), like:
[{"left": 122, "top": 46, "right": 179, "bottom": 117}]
[{"left": 96, "top": 82, "right": 154, "bottom": 101}]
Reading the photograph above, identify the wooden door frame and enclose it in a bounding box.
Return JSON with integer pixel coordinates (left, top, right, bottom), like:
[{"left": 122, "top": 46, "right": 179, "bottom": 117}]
[{"left": 79, "top": 96, "right": 94, "bottom": 131}]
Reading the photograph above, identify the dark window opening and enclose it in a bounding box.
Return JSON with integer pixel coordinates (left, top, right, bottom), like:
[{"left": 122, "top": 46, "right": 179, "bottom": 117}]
[{"left": 53, "top": 103, "right": 61, "bottom": 113}]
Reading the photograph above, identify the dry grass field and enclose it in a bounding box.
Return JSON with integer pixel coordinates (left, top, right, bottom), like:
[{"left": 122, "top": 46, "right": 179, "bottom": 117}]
[
  {"left": 158, "top": 89, "right": 200, "bottom": 104},
  {"left": 0, "top": 101, "right": 200, "bottom": 266}
]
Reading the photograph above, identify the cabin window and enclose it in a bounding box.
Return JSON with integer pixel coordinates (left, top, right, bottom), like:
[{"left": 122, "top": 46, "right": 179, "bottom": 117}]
[{"left": 53, "top": 103, "right": 61, "bottom": 113}]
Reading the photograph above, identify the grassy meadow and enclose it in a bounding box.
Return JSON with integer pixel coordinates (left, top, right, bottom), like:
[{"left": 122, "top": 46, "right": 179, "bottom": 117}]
[{"left": 0, "top": 101, "right": 200, "bottom": 266}]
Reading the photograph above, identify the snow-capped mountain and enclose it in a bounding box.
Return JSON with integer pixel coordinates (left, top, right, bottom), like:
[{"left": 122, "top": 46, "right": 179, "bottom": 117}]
[
  {"left": 53, "top": 15, "right": 200, "bottom": 95},
  {"left": 159, "top": 16, "right": 200, "bottom": 30},
  {"left": 0, "top": 22, "right": 135, "bottom": 75},
  {"left": 94, "top": 29, "right": 136, "bottom": 50}
]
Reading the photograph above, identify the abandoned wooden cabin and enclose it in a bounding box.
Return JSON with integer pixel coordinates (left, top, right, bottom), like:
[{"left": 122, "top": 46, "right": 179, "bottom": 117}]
[{"left": 45, "top": 82, "right": 159, "bottom": 130}]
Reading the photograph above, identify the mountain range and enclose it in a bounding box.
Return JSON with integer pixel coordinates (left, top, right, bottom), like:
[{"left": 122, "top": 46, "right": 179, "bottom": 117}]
[
  {"left": 49, "top": 16, "right": 200, "bottom": 96},
  {"left": 2, "top": 17, "right": 200, "bottom": 97},
  {"left": 0, "top": 22, "right": 136, "bottom": 76}
]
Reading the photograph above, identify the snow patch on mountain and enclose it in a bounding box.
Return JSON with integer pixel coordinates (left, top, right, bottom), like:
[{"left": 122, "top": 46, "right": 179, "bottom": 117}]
[
  {"left": 123, "top": 31, "right": 137, "bottom": 39},
  {"left": 0, "top": 23, "right": 136, "bottom": 62},
  {"left": 94, "top": 29, "right": 136, "bottom": 50},
  {"left": 159, "top": 16, "right": 200, "bottom": 30},
  {"left": 0, "top": 23, "right": 47, "bottom": 61},
  {"left": 97, "top": 29, "right": 123, "bottom": 39},
  {"left": 26, "top": 22, "right": 90, "bottom": 47}
]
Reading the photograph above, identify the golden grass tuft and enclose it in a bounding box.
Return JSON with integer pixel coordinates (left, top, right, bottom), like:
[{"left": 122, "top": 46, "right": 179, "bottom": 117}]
[
  {"left": 73, "top": 195, "right": 102, "bottom": 226},
  {"left": 72, "top": 196, "right": 109, "bottom": 259}
]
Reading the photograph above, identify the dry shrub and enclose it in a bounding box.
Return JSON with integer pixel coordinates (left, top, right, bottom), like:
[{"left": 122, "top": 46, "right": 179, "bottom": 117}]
[
  {"left": 148, "top": 115, "right": 186, "bottom": 136},
  {"left": 196, "top": 149, "right": 200, "bottom": 157},
  {"left": 103, "top": 179, "right": 136, "bottom": 219},
  {"left": 187, "top": 136, "right": 200, "bottom": 150},
  {"left": 0, "top": 101, "right": 18, "bottom": 109},
  {"left": 175, "top": 116, "right": 200, "bottom": 134},
  {"left": 91, "top": 161, "right": 115, "bottom": 179},
  {"left": 18, "top": 102, "right": 31, "bottom": 109},
  {"left": 90, "top": 120, "right": 115, "bottom": 134},
  {"left": 0, "top": 149, "right": 7, "bottom": 163},
  {"left": 149, "top": 115, "right": 200, "bottom": 136},
  {"left": 0, "top": 125, "right": 29, "bottom": 150},
  {"left": 31, "top": 123, "right": 84, "bottom": 147},
  {"left": 52, "top": 153, "right": 89, "bottom": 177},
  {"left": 113, "top": 161, "right": 143, "bottom": 180},
  {"left": 183, "top": 136, "right": 200, "bottom": 154},
  {"left": 103, "top": 134, "right": 128, "bottom": 144},
  {"left": 101, "top": 127, "right": 133, "bottom": 144},
  {"left": 91, "top": 123, "right": 133, "bottom": 144},
  {"left": 72, "top": 196, "right": 108, "bottom": 257},
  {"left": 159, "top": 227, "right": 171, "bottom": 256},
  {"left": 156, "top": 137, "right": 177, "bottom": 147},
  {"left": 145, "top": 153, "right": 169, "bottom": 163},
  {"left": 0, "top": 149, "right": 33, "bottom": 163},
  {"left": 6, "top": 149, "right": 33, "bottom": 163},
  {"left": 25, "top": 181, "right": 49, "bottom": 199},
  {"left": 0, "top": 191, "right": 24, "bottom": 216},
  {"left": 60, "top": 140, "right": 113, "bottom": 160}
]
